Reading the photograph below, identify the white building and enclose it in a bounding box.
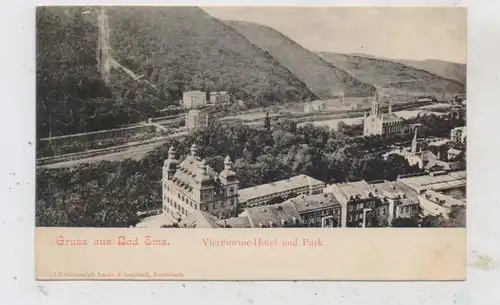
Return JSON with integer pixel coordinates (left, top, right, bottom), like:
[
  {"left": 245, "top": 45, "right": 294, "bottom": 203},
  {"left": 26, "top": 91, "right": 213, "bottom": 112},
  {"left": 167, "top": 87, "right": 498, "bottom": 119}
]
[
  {"left": 450, "top": 126, "right": 466, "bottom": 144},
  {"left": 363, "top": 89, "right": 403, "bottom": 136},
  {"left": 304, "top": 100, "right": 326, "bottom": 113},
  {"left": 238, "top": 175, "right": 325, "bottom": 210},
  {"left": 185, "top": 109, "right": 209, "bottom": 130},
  {"left": 162, "top": 145, "right": 240, "bottom": 221},
  {"left": 182, "top": 91, "right": 206, "bottom": 109},
  {"left": 209, "top": 91, "right": 230, "bottom": 104}
]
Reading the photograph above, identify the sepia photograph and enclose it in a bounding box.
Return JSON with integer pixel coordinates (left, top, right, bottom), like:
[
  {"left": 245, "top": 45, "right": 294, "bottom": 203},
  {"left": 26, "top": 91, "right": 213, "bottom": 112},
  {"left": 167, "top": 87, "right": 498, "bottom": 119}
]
[{"left": 36, "top": 6, "right": 466, "bottom": 230}]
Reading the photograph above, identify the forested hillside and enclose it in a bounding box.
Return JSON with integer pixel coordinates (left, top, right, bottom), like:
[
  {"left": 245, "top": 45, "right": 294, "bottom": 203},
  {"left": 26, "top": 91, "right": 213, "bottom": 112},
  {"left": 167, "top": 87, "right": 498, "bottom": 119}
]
[
  {"left": 36, "top": 7, "right": 165, "bottom": 138},
  {"left": 397, "top": 59, "right": 466, "bottom": 86},
  {"left": 318, "top": 52, "right": 465, "bottom": 95},
  {"left": 36, "top": 7, "right": 315, "bottom": 138},
  {"left": 106, "top": 7, "right": 315, "bottom": 105},
  {"left": 225, "top": 20, "right": 375, "bottom": 98}
]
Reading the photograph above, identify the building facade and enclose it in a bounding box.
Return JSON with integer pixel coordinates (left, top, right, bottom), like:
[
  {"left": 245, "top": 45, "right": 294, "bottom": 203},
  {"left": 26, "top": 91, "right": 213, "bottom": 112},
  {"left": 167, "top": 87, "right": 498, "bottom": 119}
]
[
  {"left": 209, "top": 91, "right": 230, "bottom": 104},
  {"left": 162, "top": 144, "right": 239, "bottom": 221},
  {"left": 304, "top": 100, "right": 326, "bottom": 113},
  {"left": 289, "top": 193, "right": 342, "bottom": 227},
  {"left": 185, "top": 109, "right": 209, "bottom": 130},
  {"left": 451, "top": 126, "right": 466, "bottom": 145},
  {"left": 182, "top": 91, "right": 206, "bottom": 109},
  {"left": 371, "top": 180, "right": 420, "bottom": 224},
  {"left": 363, "top": 89, "right": 403, "bottom": 136},
  {"left": 324, "top": 181, "right": 383, "bottom": 227},
  {"left": 238, "top": 175, "right": 325, "bottom": 210}
]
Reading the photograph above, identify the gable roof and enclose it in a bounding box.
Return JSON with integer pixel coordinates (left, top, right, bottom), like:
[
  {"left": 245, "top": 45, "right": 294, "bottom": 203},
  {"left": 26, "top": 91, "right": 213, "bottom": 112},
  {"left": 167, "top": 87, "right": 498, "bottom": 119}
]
[
  {"left": 238, "top": 175, "right": 325, "bottom": 203},
  {"left": 382, "top": 113, "right": 402, "bottom": 123},
  {"left": 173, "top": 155, "right": 218, "bottom": 190},
  {"left": 216, "top": 216, "right": 252, "bottom": 228},
  {"left": 179, "top": 210, "right": 222, "bottom": 228},
  {"left": 290, "top": 193, "right": 341, "bottom": 213},
  {"left": 447, "top": 148, "right": 462, "bottom": 155},
  {"left": 240, "top": 201, "right": 302, "bottom": 228}
]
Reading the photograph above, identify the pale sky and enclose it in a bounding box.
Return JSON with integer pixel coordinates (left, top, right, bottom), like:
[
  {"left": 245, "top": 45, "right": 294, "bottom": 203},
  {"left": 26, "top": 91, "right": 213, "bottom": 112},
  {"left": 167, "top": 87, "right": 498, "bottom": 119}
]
[{"left": 202, "top": 6, "right": 466, "bottom": 63}]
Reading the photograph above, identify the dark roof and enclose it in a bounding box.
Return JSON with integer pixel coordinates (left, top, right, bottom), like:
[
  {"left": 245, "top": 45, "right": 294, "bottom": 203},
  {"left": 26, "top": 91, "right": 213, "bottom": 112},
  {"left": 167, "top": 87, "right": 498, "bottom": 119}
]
[
  {"left": 240, "top": 201, "right": 302, "bottom": 228},
  {"left": 173, "top": 155, "right": 218, "bottom": 188},
  {"left": 290, "top": 193, "right": 341, "bottom": 213},
  {"left": 382, "top": 113, "right": 402, "bottom": 123}
]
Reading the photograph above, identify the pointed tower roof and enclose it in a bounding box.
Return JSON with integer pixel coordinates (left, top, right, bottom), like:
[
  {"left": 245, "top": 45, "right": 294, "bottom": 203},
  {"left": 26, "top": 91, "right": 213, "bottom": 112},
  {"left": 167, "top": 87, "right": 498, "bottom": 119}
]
[
  {"left": 164, "top": 146, "right": 178, "bottom": 167},
  {"left": 190, "top": 143, "right": 198, "bottom": 158},
  {"left": 220, "top": 155, "right": 238, "bottom": 183},
  {"left": 195, "top": 159, "right": 213, "bottom": 185}
]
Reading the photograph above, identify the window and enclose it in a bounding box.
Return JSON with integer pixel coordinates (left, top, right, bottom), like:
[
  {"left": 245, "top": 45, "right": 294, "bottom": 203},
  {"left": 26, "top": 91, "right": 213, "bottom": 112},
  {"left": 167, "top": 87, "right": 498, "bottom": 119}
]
[
  {"left": 229, "top": 187, "right": 234, "bottom": 194},
  {"left": 359, "top": 213, "right": 363, "bottom": 220},
  {"left": 354, "top": 214, "right": 358, "bottom": 221},
  {"left": 348, "top": 215, "right": 353, "bottom": 222},
  {"left": 177, "top": 193, "right": 180, "bottom": 199},
  {"left": 382, "top": 208, "right": 386, "bottom": 216}
]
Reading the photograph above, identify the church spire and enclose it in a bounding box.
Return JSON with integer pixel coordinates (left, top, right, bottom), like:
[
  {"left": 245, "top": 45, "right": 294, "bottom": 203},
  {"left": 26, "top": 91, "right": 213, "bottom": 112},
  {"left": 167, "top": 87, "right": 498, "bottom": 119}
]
[
  {"left": 411, "top": 127, "right": 418, "bottom": 154},
  {"left": 371, "top": 88, "right": 380, "bottom": 117}
]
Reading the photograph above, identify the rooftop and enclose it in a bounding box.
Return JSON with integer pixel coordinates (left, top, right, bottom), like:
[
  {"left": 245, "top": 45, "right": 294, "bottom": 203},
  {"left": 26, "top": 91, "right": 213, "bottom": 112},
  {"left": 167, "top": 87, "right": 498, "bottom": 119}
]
[
  {"left": 429, "top": 139, "right": 451, "bottom": 147},
  {"left": 331, "top": 180, "right": 376, "bottom": 201},
  {"left": 238, "top": 175, "right": 325, "bottom": 203},
  {"left": 422, "top": 189, "right": 465, "bottom": 208},
  {"left": 290, "top": 193, "right": 341, "bottom": 213},
  {"left": 398, "top": 170, "right": 466, "bottom": 192},
  {"left": 216, "top": 216, "right": 252, "bottom": 228},
  {"left": 447, "top": 148, "right": 462, "bottom": 155},
  {"left": 240, "top": 201, "right": 303, "bottom": 228},
  {"left": 371, "top": 180, "right": 420, "bottom": 203},
  {"left": 414, "top": 150, "right": 451, "bottom": 171},
  {"left": 382, "top": 113, "right": 402, "bottom": 123},
  {"left": 172, "top": 154, "right": 219, "bottom": 191},
  {"left": 135, "top": 214, "right": 174, "bottom": 228},
  {"left": 210, "top": 91, "right": 228, "bottom": 95},
  {"left": 179, "top": 210, "right": 222, "bottom": 228}
]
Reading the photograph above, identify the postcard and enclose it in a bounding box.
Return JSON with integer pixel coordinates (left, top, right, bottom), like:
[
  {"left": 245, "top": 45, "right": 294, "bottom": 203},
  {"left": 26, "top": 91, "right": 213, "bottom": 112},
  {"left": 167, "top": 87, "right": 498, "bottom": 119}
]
[{"left": 35, "top": 5, "right": 466, "bottom": 280}]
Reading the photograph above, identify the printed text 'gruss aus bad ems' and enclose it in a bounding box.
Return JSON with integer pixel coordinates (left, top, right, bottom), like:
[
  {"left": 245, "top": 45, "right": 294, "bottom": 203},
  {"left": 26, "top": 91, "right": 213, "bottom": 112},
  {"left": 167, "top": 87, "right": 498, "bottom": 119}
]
[{"left": 55, "top": 236, "right": 170, "bottom": 246}]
